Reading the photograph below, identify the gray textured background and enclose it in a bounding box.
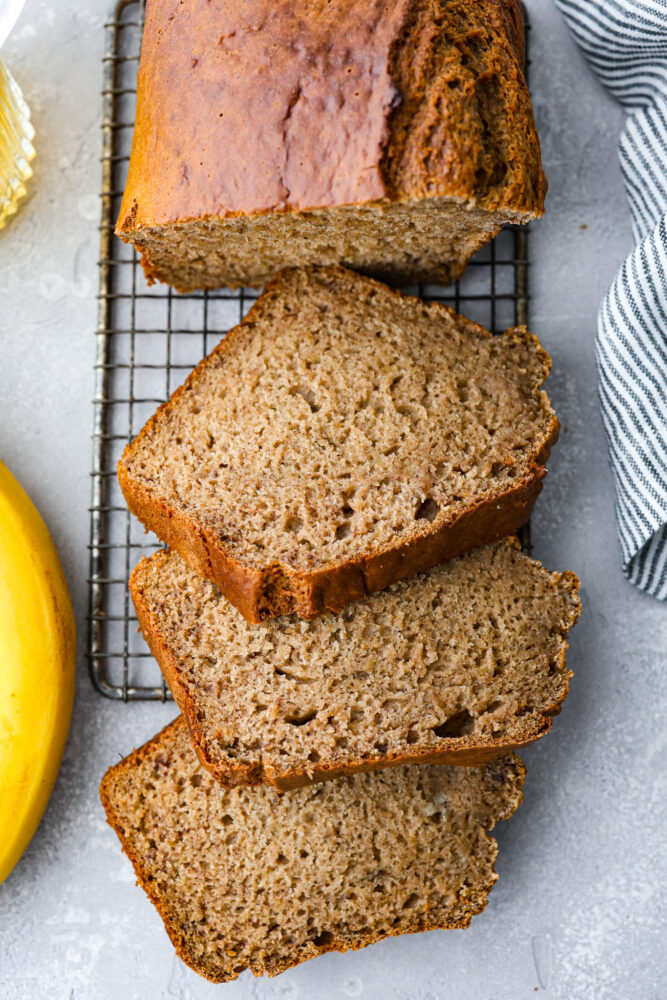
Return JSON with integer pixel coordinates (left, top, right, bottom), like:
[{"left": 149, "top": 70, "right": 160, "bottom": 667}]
[{"left": 1, "top": 1, "right": 665, "bottom": 998}]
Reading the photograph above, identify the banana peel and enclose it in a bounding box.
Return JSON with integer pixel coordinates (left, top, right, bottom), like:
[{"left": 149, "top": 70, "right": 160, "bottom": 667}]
[{"left": 0, "top": 460, "right": 76, "bottom": 884}]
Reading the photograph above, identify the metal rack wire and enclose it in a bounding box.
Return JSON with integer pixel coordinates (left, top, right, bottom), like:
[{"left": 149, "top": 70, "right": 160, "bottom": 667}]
[{"left": 88, "top": 0, "right": 532, "bottom": 701}]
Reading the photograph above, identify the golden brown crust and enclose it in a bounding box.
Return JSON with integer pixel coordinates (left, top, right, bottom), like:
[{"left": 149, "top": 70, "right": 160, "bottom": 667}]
[
  {"left": 129, "top": 548, "right": 579, "bottom": 791},
  {"left": 99, "top": 718, "right": 526, "bottom": 982},
  {"left": 118, "top": 270, "right": 559, "bottom": 623},
  {"left": 116, "top": 0, "right": 545, "bottom": 233}
]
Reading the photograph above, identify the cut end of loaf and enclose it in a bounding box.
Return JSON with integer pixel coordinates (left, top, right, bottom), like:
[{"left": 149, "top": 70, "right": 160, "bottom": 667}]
[
  {"left": 119, "top": 265, "right": 559, "bottom": 622},
  {"left": 129, "top": 539, "right": 580, "bottom": 790},
  {"left": 121, "top": 198, "right": 533, "bottom": 292},
  {"left": 100, "top": 716, "right": 525, "bottom": 982}
]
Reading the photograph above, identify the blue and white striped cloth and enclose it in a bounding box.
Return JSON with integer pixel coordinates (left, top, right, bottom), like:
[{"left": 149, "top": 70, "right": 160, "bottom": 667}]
[{"left": 555, "top": 0, "right": 667, "bottom": 598}]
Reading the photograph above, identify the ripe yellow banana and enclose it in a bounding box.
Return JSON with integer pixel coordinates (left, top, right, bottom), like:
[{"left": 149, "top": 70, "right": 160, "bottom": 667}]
[{"left": 0, "top": 460, "right": 76, "bottom": 884}]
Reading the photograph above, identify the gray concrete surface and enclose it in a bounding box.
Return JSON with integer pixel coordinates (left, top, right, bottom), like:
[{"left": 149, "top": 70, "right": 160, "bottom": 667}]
[{"left": 0, "top": 1, "right": 665, "bottom": 998}]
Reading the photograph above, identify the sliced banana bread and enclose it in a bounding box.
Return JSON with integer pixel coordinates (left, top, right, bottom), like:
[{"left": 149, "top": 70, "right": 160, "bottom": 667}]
[
  {"left": 116, "top": 0, "right": 545, "bottom": 290},
  {"left": 100, "top": 716, "right": 525, "bottom": 982},
  {"left": 130, "top": 539, "right": 579, "bottom": 790},
  {"left": 119, "top": 267, "right": 558, "bottom": 622}
]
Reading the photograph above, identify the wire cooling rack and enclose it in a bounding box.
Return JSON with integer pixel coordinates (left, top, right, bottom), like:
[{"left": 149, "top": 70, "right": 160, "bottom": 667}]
[{"left": 88, "top": 0, "right": 532, "bottom": 700}]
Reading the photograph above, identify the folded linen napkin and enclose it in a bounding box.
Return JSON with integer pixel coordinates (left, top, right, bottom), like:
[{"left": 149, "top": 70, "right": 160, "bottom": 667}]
[{"left": 555, "top": 0, "right": 667, "bottom": 598}]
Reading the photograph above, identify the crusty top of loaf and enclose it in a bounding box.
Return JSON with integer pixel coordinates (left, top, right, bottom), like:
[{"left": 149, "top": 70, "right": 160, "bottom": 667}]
[{"left": 117, "top": 0, "right": 545, "bottom": 232}]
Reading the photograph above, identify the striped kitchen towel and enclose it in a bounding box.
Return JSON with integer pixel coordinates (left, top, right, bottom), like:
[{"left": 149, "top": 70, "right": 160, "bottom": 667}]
[{"left": 555, "top": 0, "right": 667, "bottom": 598}]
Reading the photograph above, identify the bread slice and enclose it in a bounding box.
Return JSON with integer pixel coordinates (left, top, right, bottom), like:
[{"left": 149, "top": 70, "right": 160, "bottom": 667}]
[
  {"left": 116, "top": 0, "right": 545, "bottom": 291},
  {"left": 118, "top": 266, "right": 559, "bottom": 623},
  {"left": 100, "top": 715, "right": 525, "bottom": 982},
  {"left": 130, "top": 539, "right": 579, "bottom": 790}
]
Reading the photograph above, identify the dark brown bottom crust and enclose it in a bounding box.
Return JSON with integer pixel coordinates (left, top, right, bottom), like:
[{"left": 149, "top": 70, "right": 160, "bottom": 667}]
[{"left": 120, "top": 463, "right": 552, "bottom": 625}]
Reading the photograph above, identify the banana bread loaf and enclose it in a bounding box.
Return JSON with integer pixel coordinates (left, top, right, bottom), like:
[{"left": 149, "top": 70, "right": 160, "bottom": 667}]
[
  {"left": 118, "top": 266, "right": 558, "bottom": 622},
  {"left": 130, "top": 539, "right": 580, "bottom": 789},
  {"left": 100, "top": 716, "right": 525, "bottom": 982},
  {"left": 116, "top": 0, "right": 546, "bottom": 291}
]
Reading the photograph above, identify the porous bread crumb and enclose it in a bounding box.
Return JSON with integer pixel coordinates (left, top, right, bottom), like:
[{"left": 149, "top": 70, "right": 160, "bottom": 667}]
[
  {"left": 425, "top": 792, "right": 448, "bottom": 818},
  {"left": 126, "top": 199, "right": 525, "bottom": 292},
  {"left": 130, "top": 539, "right": 580, "bottom": 789},
  {"left": 100, "top": 716, "right": 525, "bottom": 982},
  {"left": 119, "top": 266, "right": 558, "bottom": 620}
]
